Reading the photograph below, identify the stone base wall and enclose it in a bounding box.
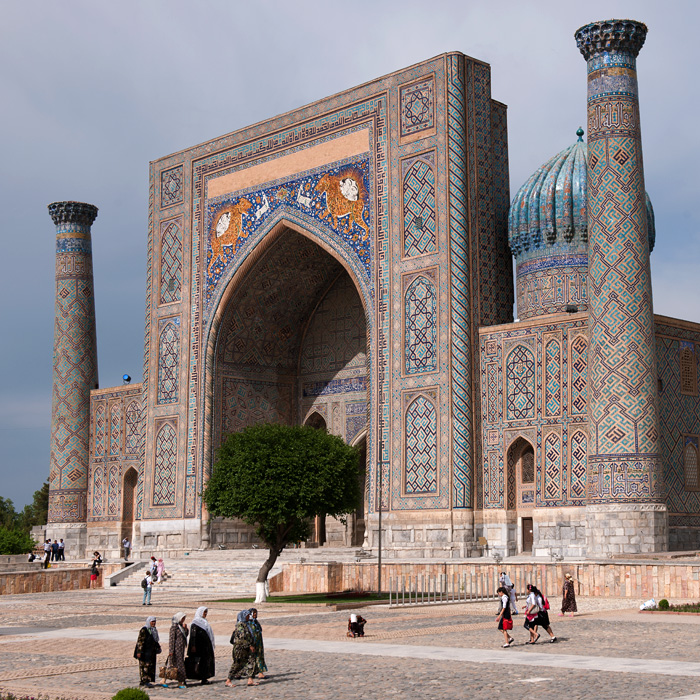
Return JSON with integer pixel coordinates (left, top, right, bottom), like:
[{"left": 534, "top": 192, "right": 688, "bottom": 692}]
[
  {"left": 209, "top": 518, "right": 262, "bottom": 548},
  {"left": 534, "top": 508, "right": 587, "bottom": 557},
  {"left": 270, "top": 560, "right": 700, "bottom": 599},
  {"left": 45, "top": 523, "right": 88, "bottom": 560},
  {"left": 586, "top": 504, "right": 668, "bottom": 556},
  {"left": 0, "top": 563, "right": 122, "bottom": 595},
  {"left": 669, "top": 527, "right": 700, "bottom": 551}
]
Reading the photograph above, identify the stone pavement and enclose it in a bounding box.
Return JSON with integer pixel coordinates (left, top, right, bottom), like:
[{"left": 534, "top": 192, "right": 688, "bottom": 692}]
[{"left": 1, "top": 590, "right": 700, "bottom": 699}]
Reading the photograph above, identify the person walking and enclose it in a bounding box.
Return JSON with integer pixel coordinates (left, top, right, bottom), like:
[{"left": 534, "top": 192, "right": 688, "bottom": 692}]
[
  {"left": 524, "top": 583, "right": 556, "bottom": 643},
  {"left": 249, "top": 608, "right": 267, "bottom": 678},
  {"left": 156, "top": 558, "right": 165, "bottom": 583},
  {"left": 225, "top": 610, "right": 258, "bottom": 687},
  {"left": 58, "top": 539, "right": 65, "bottom": 561},
  {"left": 560, "top": 573, "right": 577, "bottom": 617},
  {"left": 496, "top": 586, "right": 514, "bottom": 647},
  {"left": 186, "top": 606, "right": 215, "bottom": 685},
  {"left": 122, "top": 537, "right": 131, "bottom": 561},
  {"left": 42, "top": 539, "right": 51, "bottom": 569},
  {"left": 523, "top": 583, "right": 541, "bottom": 644},
  {"left": 499, "top": 571, "right": 518, "bottom": 615},
  {"left": 142, "top": 570, "right": 153, "bottom": 606},
  {"left": 134, "top": 616, "right": 161, "bottom": 688},
  {"left": 164, "top": 612, "right": 188, "bottom": 689}
]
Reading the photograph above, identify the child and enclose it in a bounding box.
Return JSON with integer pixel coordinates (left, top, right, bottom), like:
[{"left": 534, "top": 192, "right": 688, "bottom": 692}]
[{"left": 495, "top": 586, "right": 514, "bottom": 647}]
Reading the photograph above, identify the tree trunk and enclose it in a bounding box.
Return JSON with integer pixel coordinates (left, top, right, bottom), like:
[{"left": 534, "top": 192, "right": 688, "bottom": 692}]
[{"left": 255, "top": 547, "right": 279, "bottom": 602}]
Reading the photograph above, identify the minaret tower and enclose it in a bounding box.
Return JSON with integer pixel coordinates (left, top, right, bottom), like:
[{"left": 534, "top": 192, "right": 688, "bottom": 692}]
[
  {"left": 46, "top": 201, "right": 99, "bottom": 552},
  {"left": 575, "top": 20, "right": 666, "bottom": 553}
]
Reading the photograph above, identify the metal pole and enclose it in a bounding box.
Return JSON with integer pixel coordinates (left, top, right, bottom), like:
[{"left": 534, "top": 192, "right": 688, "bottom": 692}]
[{"left": 377, "top": 452, "right": 382, "bottom": 598}]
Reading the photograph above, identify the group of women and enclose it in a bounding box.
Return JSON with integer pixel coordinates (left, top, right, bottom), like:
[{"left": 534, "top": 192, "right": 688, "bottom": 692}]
[
  {"left": 133, "top": 606, "right": 267, "bottom": 689},
  {"left": 495, "top": 572, "right": 577, "bottom": 647}
]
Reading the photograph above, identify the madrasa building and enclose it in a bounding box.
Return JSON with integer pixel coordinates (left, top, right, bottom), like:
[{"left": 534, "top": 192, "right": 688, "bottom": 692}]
[{"left": 45, "top": 18, "right": 700, "bottom": 560}]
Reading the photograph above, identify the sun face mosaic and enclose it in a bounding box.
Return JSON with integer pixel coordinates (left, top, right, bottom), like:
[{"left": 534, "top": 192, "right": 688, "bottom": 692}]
[{"left": 205, "top": 157, "right": 372, "bottom": 307}]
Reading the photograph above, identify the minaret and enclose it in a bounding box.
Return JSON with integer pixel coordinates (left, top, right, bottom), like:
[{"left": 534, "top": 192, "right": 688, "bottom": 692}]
[
  {"left": 46, "top": 201, "right": 99, "bottom": 551},
  {"left": 575, "top": 20, "right": 666, "bottom": 553}
]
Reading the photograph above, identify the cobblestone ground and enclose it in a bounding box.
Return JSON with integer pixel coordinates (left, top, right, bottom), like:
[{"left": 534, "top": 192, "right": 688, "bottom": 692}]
[{"left": 1, "top": 590, "right": 699, "bottom": 700}]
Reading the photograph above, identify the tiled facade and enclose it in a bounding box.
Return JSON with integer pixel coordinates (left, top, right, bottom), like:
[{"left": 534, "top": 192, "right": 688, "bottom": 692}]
[{"left": 45, "top": 21, "right": 700, "bottom": 559}]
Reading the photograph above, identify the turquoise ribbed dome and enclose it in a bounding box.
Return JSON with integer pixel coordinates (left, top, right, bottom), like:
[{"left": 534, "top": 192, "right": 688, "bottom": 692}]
[{"left": 508, "top": 131, "right": 655, "bottom": 259}]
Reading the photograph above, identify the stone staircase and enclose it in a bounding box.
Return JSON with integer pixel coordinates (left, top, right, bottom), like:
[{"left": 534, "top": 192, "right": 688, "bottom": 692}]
[{"left": 113, "top": 547, "right": 374, "bottom": 594}]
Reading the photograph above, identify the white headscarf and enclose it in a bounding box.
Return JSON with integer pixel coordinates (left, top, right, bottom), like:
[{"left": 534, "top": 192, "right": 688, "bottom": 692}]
[
  {"left": 500, "top": 572, "right": 513, "bottom": 588},
  {"left": 172, "top": 611, "right": 187, "bottom": 639},
  {"left": 145, "top": 616, "right": 159, "bottom": 643},
  {"left": 191, "top": 606, "right": 215, "bottom": 650}
]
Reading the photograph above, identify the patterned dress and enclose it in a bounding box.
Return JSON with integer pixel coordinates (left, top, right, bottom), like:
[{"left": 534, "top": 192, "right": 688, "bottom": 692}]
[
  {"left": 168, "top": 623, "right": 188, "bottom": 684},
  {"left": 561, "top": 579, "right": 578, "bottom": 613},
  {"left": 250, "top": 619, "right": 268, "bottom": 674},
  {"left": 227, "top": 622, "right": 255, "bottom": 680},
  {"left": 133, "top": 626, "right": 160, "bottom": 684}
]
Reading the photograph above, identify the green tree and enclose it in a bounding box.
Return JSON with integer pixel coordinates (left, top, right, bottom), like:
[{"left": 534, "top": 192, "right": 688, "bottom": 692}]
[
  {"left": 0, "top": 526, "right": 35, "bottom": 555},
  {"left": 203, "top": 423, "right": 361, "bottom": 601},
  {"left": 0, "top": 497, "right": 18, "bottom": 530},
  {"left": 17, "top": 481, "right": 49, "bottom": 532}
]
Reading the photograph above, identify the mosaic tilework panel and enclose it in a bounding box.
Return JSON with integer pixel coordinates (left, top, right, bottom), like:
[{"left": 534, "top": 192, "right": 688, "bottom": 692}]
[
  {"left": 205, "top": 158, "right": 371, "bottom": 312},
  {"left": 586, "top": 47, "right": 661, "bottom": 503},
  {"left": 402, "top": 154, "right": 436, "bottom": 257},
  {"left": 404, "top": 275, "right": 437, "bottom": 375},
  {"left": 161, "top": 165, "right": 184, "bottom": 208},
  {"left": 345, "top": 401, "right": 367, "bottom": 444},
  {"left": 157, "top": 318, "right": 180, "bottom": 405},
  {"left": 505, "top": 344, "right": 536, "bottom": 420},
  {"left": 92, "top": 467, "right": 103, "bottom": 518},
  {"left": 479, "top": 317, "right": 589, "bottom": 509},
  {"left": 125, "top": 400, "right": 142, "bottom": 455},
  {"left": 109, "top": 404, "right": 121, "bottom": 456},
  {"left": 399, "top": 77, "right": 435, "bottom": 138},
  {"left": 684, "top": 438, "right": 699, "bottom": 490},
  {"left": 107, "top": 464, "right": 119, "bottom": 516},
  {"left": 159, "top": 220, "right": 183, "bottom": 305},
  {"left": 656, "top": 325, "right": 700, "bottom": 519},
  {"left": 544, "top": 339, "right": 561, "bottom": 417},
  {"left": 680, "top": 342, "right": 697, "bottom": 396},
  {"left": 95, "top": 403, "right": 106, "bottom": 457},
  {"left": 404, "top": 395, "right": 438, "bottom": 493},
  {"left": 153, "top": 421, "right": 177, "bottom": 506},
  {"left": 570, "top": 335, "right": 588, "bottom": 415}
]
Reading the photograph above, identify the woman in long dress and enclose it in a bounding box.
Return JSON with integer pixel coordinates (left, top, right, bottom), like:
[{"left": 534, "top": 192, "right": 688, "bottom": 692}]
[
  {"left": 187, "top": 606, "right": 215, "bottom": 685},
  {"left": 560, "top": 573, "right": 578, "bottom": 616},
  {"left": 133, "top": 616, "right": 161, "bottom": 687},
  {"left": 225, "top": 610, "right": 258, "bottom": 687},
  {"left": 165, "top": 611, "right": 188, "bottom": 688},
  {"left": 248, "top": 608, "right": 267, "bottom": 678}
]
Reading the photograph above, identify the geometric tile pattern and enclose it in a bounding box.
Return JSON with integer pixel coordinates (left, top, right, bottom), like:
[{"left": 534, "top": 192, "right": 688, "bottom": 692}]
[
  {"left": 159, "top": 221, "right": 182, "bottom": 305},
  {"left": 47, "top": 202, "right": 98, "bottom": 524},
  {"left": 543, "top": 431, "right": 562, "bottom": 500},
  {"left": 91, "top": 466, "right": 103, "bottom": 517},
  {"left": 680, "top": 342, "right": 697, "bottom": 396},
  {"left": 544, "top": 339, "right": 561, "bottom": 417},
  {"left": 109, "top": 403, "right": 121, "bottom": 457},
  {"left": 403, "top": 157, "right": 436, "bottom": 257},
  {"left": 405, "top": 276, "right": 437, "bottom": 374},
  {"left": 95, "top": 403, "right": 106, "bottom": 457},
  {"left": 399, "top": 77, "right": 435, "bottom": 138},
  {"left": 405, "top": 396, "right": 437, "bottom": 493},
  {"left": 570, "top": 335, "right": 588, "bottom": 415},
  {"left": 161, "top": 166, "right": 183, "bottom": 208},
  {"left": 583, "top": 36, "right": 661, "bottom": 503},
  {"left": 153, "top": 421, "right": 177, "bottom": 506},
  {"left": 157, "top": 319, "right": 180, "bottom": 405},
  {"left": 570, "top": 430, "right": 588, "bottom": 501},
  {"left": 684, "top": 438, "right": 699, "bottom": 491},
  {"left": 220, "top": 378, "right": 294, "bottom": 438},
  {"left": 125, "top": 400, "right": 142, "bottom": 455},
  {"left": 506, "top": 345, "right": 535, "bottom": 420},
  {"left": 107, "top": 464, "right": 119, "bottom": 516}
]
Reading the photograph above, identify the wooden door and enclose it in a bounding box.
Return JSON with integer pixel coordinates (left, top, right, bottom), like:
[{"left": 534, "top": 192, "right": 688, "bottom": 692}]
[{"left": 522, "top": 517, "right": 533, "bottom": 553}]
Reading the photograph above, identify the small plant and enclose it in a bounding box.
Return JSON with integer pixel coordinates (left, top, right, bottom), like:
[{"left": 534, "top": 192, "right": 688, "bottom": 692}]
[
  {"left": 658, "top": 598, "right": 670, "bottom": 610},
  {"left": 112, "top": 689, "right": 150, "bottom": 700}
]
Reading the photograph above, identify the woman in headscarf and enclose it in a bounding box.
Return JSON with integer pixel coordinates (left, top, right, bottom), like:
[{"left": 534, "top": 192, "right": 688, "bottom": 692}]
[
  {"left": 499, "top": 571, "right": 518, "bottom": 614},
  {"left": 560, "top": 572, "right": 578, "bottom": 617},
  {"left": 186, "top": 606, "right": 215, "bottom": 685},
  {"left": 248, "top": 608, "right": 267, "bottom": 678},
  {"left": 156, "top": 557, "right": 165, "bottom": 583},
  {"left": 165, "top": 611, "right": 188, "bottom": 688},
  {"left": 133, "top": 616, "right": 161, "bottom": 687},
  {"left": 225, "top": 610, "right": 258, "bottom": 687}
]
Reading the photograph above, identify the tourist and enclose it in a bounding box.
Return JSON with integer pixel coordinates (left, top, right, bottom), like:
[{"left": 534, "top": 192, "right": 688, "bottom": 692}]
[
  {"left": 496, "top": 586, "right": 514, "bottom": 647},
  {"left": 142, "top": 570, "right": 153, "bottom": 606},
  {"left": 149, "top": 556, "right": 158, "bottom": 577},
  {"left": 186, "top": 606, "right": 215, "bottom": 685},
  {"left": 164, "top": 612, "right": 188, "bottom": 689},
  {"left": 347, "top": 613, "right": 367, "bottom": 637},
  {"left": 134, "top": 616, "right": 161, "bottom": 687},
  {"left": 42, "top": 539, "right": 51, "bottom": 569},
  {"left": 524, "top": 583, "right": 556, "bottom": 643},
  {"left": 92, "top": 551, "right": 102, "bottom": 566},
  {"left": 499, "top": 571, "right": 518, "bottom": 614},
  {"left": 51, "top": 540, "right": 59, "bottom": 561},
  {"left": 560, "top": 573, "right": 577, "bottom": 617},
  {"left": 523, "top": 583, "right": 541, "bottom": 644},
  {"left": 156, "top": 557, "right": 165, "bottom": 583},
  {"left": 122, "top": 537, "right": 131, "bottom": 561},
  {"left": 225, "top": 610, "right": 258, "bottom": 687},
  {"left": 248, "top": 608, "right": 267, "bottom": 678},
  {"left": 58, "top": 538, "right": 65, "bottom": 561},
  {"left": 89, "top": 560, "right": 99, "bottom": 589}
]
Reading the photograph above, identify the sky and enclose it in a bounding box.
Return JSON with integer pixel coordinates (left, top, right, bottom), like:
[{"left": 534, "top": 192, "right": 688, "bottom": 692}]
[{"left": 1, "top": 0, "right": 698, "bottom": 508}]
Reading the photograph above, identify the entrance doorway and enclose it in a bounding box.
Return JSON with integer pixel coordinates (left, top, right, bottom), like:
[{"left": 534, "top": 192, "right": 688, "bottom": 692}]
[
  {"left": 522, "top": 517, "right": 533, "bottom": 553},
  {"left": 121, "top": 468, "right": 138, "bottom": 544}
]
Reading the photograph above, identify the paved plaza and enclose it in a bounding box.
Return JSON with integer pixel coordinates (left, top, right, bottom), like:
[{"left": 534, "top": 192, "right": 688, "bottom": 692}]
[{"left": 1, "top": 588, "right": 700, "bottom": 700}]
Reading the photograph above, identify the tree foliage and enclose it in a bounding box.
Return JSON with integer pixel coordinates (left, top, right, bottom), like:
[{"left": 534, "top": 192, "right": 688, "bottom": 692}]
[
  {"left": 0, "top": 482, "right": 47, "bottom": 554},
  {"left": 204, "top": 423, "right": 362, "bottom": 584},
  {"left": 0, "top": 526, "right": 35, "bottom": 555}
]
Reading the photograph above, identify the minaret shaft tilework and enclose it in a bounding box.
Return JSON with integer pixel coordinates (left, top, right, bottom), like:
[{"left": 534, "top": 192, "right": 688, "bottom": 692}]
[
  {"left": 576, "top": 21, "right": 662, "bottom": 503},
  {"left": 47, "top": 201, "right": 99, "bottom": 524}
]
